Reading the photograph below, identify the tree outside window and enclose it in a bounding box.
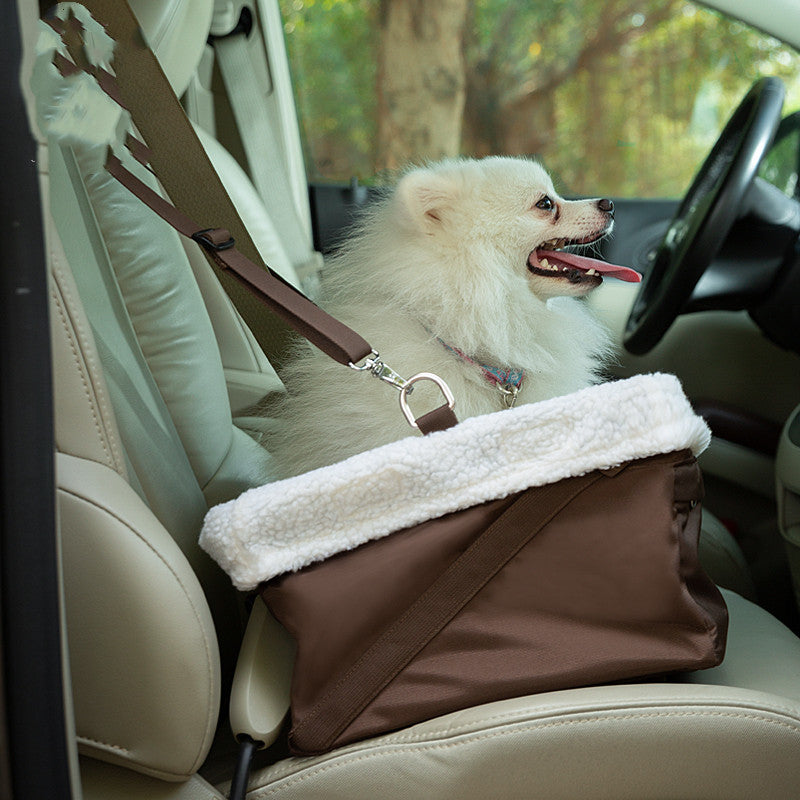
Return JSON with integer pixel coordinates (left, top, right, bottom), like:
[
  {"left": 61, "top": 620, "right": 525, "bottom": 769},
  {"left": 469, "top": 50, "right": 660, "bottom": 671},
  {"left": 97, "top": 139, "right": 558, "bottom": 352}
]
[{"left": 280, "top": 0, "right": 800, "bottom": 197}]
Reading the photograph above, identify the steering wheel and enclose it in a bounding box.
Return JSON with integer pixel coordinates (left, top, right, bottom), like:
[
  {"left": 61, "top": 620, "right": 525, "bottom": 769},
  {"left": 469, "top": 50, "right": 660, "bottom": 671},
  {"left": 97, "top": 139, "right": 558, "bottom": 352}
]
[{"left": 624, "top": 77, "right": 785, "bottom": 354}]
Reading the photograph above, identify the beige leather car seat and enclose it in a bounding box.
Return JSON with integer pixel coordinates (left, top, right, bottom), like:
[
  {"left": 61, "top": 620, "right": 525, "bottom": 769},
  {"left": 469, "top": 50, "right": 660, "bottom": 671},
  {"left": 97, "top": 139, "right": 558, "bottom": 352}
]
[{"left": 20, "top": 0, "right": 800, "bottom": 797}]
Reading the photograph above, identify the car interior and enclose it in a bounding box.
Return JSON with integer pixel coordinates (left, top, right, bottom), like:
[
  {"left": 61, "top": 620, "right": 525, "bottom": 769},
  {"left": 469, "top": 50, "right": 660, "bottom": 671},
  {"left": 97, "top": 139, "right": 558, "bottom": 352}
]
[{"left": 5, "top": 0, "right": 800, "bottom": 797}]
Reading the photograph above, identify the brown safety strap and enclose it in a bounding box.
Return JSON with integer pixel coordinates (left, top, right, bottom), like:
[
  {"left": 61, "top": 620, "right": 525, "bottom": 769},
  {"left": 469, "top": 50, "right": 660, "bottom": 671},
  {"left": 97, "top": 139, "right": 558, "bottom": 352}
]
[
  {"left": 105, "top": 153, "right": 458, "bottom": 427},
  {"left": 105, "top": 154, "right": 373, "bottom": 368},
  {"left": 50, "top": 3, "right": 459, "bottom": 430},
  {"left": 290, "top": 468, "right": 604, "bottom": 754},
  {"left": 67, "top": 0, "right": 301, "bottom": 373},
  {"left": 415, "top": 404, "right": 462, "bottom": 435}
]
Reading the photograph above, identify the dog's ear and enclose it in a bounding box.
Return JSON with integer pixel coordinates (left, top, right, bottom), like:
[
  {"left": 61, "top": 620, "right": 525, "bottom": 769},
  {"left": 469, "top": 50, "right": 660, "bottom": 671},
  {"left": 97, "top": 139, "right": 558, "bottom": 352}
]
[{"left": 396, "top": 169, "right": 458, "bottom": 227}]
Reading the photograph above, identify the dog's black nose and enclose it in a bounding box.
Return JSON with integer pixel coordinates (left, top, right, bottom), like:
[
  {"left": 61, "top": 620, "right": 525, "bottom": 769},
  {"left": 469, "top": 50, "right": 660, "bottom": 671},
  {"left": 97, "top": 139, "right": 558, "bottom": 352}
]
[{"left": 597, "top": 198, "right": 614, "bottom": 216}]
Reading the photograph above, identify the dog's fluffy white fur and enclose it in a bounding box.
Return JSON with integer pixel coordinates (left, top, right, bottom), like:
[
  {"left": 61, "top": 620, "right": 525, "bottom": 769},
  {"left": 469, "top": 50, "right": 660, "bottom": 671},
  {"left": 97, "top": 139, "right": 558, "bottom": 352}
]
[{"left": 268, "top": 156, "right": 615, "bottom": 477}]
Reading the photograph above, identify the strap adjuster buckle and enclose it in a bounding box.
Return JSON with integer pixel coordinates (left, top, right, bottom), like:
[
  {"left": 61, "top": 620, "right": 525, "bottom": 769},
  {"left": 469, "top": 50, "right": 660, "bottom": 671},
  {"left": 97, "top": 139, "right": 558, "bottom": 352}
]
[{"left": 192, "top": 228, "right": 236, "bottom": 251}]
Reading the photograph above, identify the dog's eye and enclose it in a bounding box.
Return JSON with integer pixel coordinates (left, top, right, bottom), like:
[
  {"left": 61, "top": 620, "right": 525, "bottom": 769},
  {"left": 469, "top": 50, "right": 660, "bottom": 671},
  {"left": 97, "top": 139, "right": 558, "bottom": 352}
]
[{"left": 535, "top": 196, "right": 555, "bottom": 212}]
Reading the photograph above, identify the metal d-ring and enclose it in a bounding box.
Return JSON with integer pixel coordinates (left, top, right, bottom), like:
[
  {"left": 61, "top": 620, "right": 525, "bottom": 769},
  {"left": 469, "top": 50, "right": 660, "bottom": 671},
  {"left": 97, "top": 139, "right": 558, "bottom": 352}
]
[{"left": 399, "top": 373, "right": 456, "bottom": 429}]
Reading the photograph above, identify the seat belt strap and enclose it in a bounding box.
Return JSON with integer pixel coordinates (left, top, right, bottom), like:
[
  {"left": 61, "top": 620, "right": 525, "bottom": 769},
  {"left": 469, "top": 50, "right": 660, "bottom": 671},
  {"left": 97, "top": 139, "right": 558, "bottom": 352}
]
[
  {"left": 105, "top": 147, "right": 456, "bottom": 430},
  {"left": 72, "top": 0, "right": 299, "bottom": 374},
  {"left": 47, "top": 4, "right": 459, "bottom": 433},
  {"left": 214, "top": 28, "right": 321, "bottom": 297},
  {"left": 104, "top": 151, "right": 373, "bottom": 368}
]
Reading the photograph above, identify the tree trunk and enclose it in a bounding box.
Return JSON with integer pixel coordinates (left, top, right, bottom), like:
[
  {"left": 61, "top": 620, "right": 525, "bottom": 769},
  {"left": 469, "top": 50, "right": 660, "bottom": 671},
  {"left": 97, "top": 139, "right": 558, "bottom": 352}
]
[{"left": 376, "top": 0, "right": 469, "bottom": 172}]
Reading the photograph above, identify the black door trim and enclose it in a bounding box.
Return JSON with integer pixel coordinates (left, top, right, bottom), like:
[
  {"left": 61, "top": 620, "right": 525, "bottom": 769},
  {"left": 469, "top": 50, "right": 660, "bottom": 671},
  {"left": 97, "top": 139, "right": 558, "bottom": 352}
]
[{"left": 1, "top": 2, "right": 76, "bottom": 797}]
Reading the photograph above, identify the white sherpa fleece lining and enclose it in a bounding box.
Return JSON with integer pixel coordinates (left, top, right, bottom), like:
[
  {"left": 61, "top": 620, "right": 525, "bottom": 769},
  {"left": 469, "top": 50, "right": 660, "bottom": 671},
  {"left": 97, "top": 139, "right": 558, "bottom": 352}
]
[{"left": 200, "top": 373, "right": 710, "bottom": 590}]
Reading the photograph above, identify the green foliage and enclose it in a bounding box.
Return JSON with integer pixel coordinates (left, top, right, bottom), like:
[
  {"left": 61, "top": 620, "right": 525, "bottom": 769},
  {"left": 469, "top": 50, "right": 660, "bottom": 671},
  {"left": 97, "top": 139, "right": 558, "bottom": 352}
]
[
  {"left": 759, "top": 113, "right": 800, "bottom": 196},
  {"left": 280, "top": 0, "right": 378, "bottom": 178},
  {"left": 279, "top": 0, "right": 800, "bottom": 197},
  {"left": 539, "top": 1, "right": 800, "bottom": 196}
]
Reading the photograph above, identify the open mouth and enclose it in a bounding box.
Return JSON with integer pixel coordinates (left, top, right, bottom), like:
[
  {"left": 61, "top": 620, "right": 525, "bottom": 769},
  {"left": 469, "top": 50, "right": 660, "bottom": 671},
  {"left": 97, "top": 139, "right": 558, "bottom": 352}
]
[{"left": 527, "top": 237, "right": 642, "bottom": 285}]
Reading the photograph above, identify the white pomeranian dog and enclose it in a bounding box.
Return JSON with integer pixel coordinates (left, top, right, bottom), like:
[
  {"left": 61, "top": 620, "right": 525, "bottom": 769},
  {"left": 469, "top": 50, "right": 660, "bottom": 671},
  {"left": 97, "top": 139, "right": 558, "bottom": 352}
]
[{"left": 268, "top": 156, "right": 640, "bottom": 477}]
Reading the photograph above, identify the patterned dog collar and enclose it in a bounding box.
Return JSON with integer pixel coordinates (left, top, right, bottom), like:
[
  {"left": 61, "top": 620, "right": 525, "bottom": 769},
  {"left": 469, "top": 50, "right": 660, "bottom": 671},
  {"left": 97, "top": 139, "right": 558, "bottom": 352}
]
[{"left": 436, "top": 337, "right": 525, "bottom": 407}]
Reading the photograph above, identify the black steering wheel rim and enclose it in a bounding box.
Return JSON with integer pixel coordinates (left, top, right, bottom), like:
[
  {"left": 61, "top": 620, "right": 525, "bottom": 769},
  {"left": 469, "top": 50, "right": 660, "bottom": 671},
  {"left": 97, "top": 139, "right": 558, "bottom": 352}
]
[{"left": 624, "top": 77, "right": 785, "bottom": 355}]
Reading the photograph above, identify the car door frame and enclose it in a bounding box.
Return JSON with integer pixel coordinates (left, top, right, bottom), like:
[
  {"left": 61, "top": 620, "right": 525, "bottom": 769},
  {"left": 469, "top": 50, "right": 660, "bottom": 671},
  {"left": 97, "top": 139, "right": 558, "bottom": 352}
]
[{"left": 1, "top": 1, "right": 78, "bottom": 797}]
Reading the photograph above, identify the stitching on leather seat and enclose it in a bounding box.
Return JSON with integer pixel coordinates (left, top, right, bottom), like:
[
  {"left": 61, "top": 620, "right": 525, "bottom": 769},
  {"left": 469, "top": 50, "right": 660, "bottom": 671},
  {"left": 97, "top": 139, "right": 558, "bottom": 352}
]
[
  {"left": 62, "top": 489, "right": 219, "bottom": 774},
  {"left": 51, "top": 278, "right": 115, "bottom": 469},
  {"left": 77, "top": 735, "right": 131, "bottom": 754},
  {"left": 251, "top": 709, "right": 800, "bottom": 797},
  {"left": 384, "top": 696, "right": 800, "bottom": 744}
]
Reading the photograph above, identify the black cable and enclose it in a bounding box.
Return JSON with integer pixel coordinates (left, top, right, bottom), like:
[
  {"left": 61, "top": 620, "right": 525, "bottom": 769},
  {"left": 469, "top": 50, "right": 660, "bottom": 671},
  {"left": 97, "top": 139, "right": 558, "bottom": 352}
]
[{"left": 229, "top": 736, "right": 260, "bottom": 800}]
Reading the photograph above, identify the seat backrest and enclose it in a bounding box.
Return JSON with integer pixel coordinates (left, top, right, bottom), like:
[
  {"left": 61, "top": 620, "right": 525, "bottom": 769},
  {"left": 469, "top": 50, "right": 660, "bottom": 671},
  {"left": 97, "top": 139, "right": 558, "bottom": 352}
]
[
  {"left": 48, "top": 161, "right": 229, "bottom": 780},
  {"left": 27, "top": 0, "right": 291, "bottom": 782}
]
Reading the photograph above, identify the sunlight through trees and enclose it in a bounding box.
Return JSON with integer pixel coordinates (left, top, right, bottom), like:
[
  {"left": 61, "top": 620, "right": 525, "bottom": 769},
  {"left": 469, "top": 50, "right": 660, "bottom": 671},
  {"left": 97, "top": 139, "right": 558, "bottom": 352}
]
[{"left": 280, "top": 0, "right": 800, "bottom": 197}]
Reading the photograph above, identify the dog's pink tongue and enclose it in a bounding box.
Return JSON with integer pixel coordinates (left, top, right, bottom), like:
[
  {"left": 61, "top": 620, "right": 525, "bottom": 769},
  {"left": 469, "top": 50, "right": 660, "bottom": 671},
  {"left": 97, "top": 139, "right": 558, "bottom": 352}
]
[{"left": 535, "top": 250, "right": 642, "bottom": 283}]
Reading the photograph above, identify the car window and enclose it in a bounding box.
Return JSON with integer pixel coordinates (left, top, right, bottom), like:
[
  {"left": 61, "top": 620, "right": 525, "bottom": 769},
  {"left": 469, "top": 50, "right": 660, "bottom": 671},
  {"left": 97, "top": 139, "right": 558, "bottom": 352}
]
[
  {"left": 279, "top": 0, "right": 800, "bottom": 198},
  {"left": 759, "top": 112, "right": 800, "bottom": 197}
]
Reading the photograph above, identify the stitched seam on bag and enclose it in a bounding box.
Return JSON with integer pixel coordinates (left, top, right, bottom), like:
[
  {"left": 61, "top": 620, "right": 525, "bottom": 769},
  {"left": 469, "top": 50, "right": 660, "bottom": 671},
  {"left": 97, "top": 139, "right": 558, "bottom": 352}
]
[
  {"left": 672, "top": 459, "right": 723, "bottom": 653},
  {"left": 447, "top": 450, "right": 678, "bottom": 501},
  {"left": 252, "top": 710, "right": 800, "bottom": 796},
  {"left": 292, "top": 473, "right": 601, "bottom": 750}
]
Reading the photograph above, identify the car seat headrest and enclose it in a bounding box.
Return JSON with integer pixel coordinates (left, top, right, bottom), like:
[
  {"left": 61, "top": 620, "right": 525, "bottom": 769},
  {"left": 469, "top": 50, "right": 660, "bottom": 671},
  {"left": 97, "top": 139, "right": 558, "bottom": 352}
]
[
  {"left": 210, "top": 0, "right": 250, "bottom": 37},
  {"left": 128, "top": 0, "right": 213, "bottom": 97}
]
